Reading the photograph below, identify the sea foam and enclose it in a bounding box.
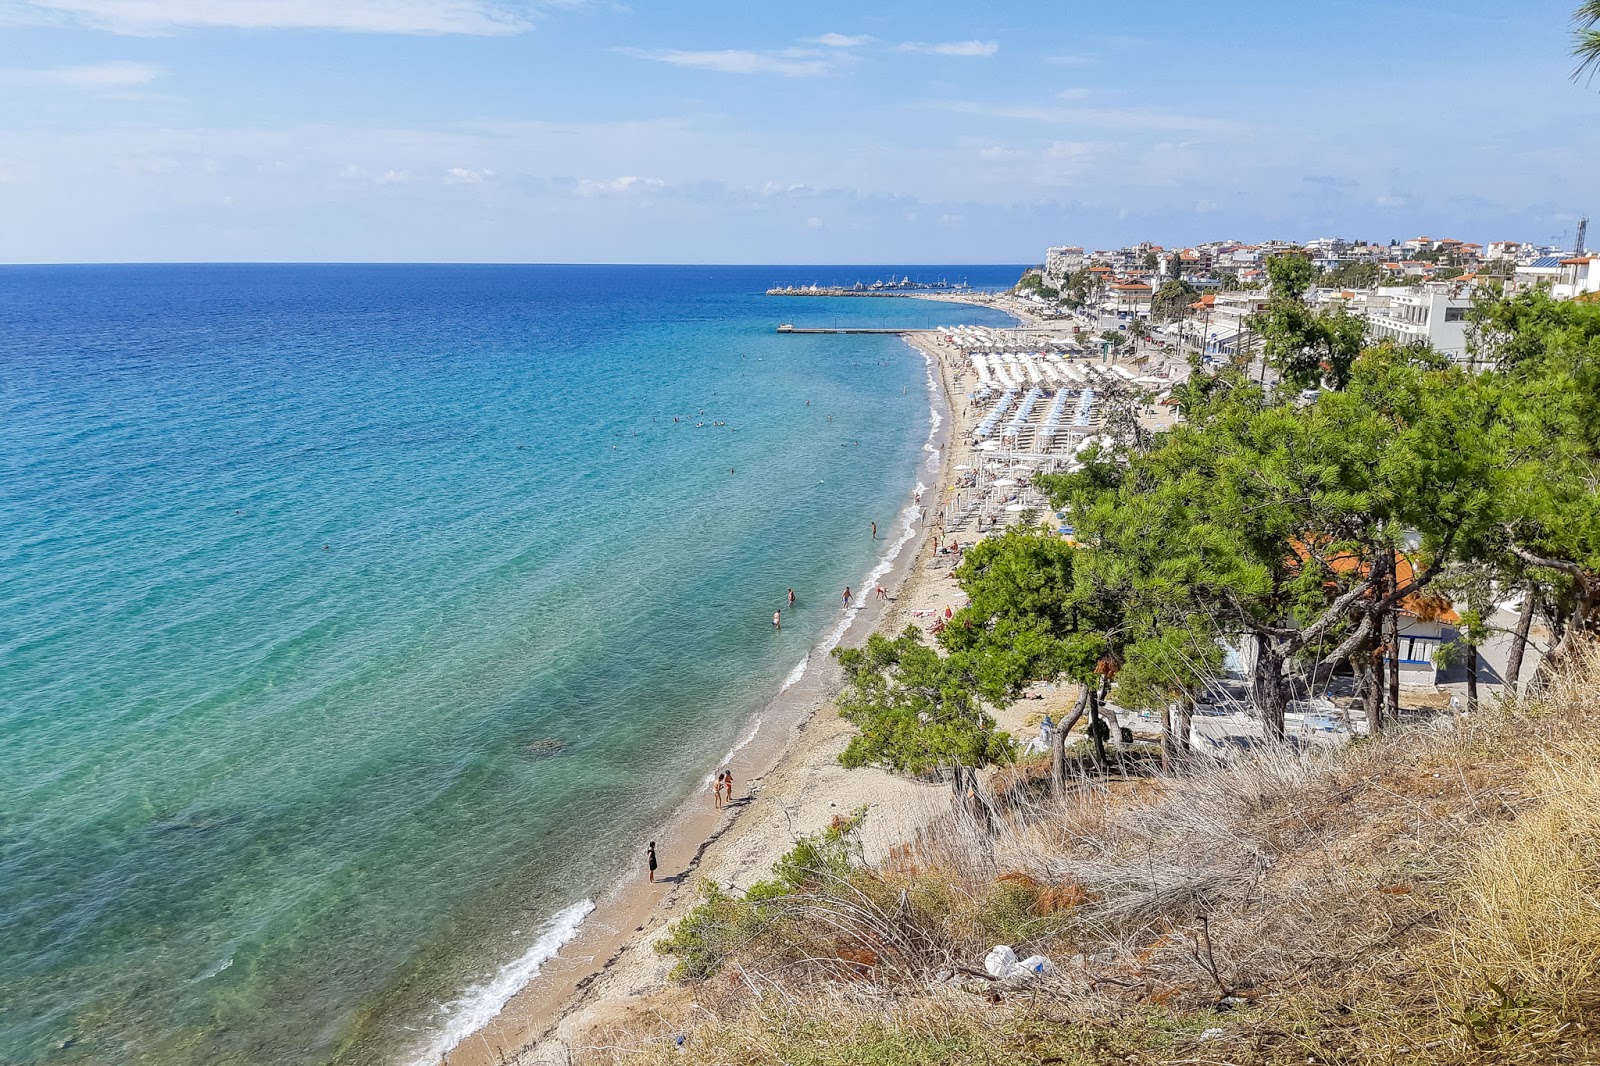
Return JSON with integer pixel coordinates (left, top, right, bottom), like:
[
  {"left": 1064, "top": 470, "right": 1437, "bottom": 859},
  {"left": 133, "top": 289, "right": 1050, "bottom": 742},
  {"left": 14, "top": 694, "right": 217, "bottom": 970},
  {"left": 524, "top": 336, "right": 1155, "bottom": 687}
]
[{"left": 408, "top": 899, "right": 595, "bottom": 1066}]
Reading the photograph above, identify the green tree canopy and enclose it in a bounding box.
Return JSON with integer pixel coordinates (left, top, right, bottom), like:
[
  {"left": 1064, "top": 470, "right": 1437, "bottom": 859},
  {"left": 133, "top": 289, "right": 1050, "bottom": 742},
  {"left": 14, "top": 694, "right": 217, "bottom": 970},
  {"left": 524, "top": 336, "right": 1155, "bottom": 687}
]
[
  {"left": 834, "top": 629, "right": 1015, "bottom": 775},
  {"left": 1151, "top": 279, "right": 1199, "bottom": 322},
  {"left": 1580, "top": 0, "right": 1600, "bottom": 82},
  {"left": 1252, "top": 254, "right": 1367, "bottom": 390}
]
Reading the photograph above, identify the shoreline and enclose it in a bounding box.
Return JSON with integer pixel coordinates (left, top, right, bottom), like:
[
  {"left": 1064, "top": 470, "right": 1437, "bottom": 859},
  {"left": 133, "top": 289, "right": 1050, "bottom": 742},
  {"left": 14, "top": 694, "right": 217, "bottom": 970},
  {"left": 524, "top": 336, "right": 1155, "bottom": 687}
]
[{"left": 434, "top": 325, "right": 995, "bottom": 1066}]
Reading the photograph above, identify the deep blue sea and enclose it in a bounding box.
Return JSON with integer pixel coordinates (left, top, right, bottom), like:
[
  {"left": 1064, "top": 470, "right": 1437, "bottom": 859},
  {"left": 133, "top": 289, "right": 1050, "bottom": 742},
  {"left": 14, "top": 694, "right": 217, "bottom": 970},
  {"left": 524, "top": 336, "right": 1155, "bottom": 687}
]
[{"left": 0, "top": 264, "right": 1020, "bottom": 1066}]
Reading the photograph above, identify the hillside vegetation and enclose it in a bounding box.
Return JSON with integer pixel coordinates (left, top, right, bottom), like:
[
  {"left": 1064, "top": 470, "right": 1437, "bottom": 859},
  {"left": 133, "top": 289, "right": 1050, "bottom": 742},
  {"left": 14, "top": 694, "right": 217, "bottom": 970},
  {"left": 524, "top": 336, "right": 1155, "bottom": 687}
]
[{"left": 583, "top": 646, "right": 1600, "bottom": 1065}]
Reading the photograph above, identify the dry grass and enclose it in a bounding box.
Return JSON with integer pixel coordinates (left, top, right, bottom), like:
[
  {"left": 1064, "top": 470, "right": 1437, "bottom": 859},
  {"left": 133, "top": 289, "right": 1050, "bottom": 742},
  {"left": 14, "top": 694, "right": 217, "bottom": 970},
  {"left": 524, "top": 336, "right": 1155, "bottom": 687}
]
[{"left": 573, "top": 646, "right": 1600, "bottom": 1066}]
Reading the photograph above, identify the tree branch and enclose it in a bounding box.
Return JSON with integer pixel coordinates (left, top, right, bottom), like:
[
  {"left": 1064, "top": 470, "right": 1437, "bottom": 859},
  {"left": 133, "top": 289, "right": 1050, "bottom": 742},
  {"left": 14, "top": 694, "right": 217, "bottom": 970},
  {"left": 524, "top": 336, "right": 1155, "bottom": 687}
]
[
  {"left": 1507, "top": 543, "right": 1590, "bottom": 583},
  {"left": 1308, "top": 609, "right": 1376, "bottom": 684},
  {"left": 1292, "top": 575, "right": 1375, "bottom": 650}
]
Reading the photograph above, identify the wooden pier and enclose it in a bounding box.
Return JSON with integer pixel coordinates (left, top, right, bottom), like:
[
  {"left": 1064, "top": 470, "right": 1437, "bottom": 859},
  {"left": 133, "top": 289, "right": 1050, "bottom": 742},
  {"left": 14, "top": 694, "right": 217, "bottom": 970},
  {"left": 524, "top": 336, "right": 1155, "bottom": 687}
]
[{"left": 775, "top": 325, "right": 914, "bottom": 334}]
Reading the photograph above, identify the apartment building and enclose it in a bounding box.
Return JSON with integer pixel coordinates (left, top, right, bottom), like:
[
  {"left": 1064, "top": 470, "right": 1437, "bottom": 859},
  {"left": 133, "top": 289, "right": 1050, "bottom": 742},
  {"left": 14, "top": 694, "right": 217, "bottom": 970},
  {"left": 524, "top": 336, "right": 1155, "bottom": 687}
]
[{"left": 1362, "top": 284, "right": 1472, "bottom": 360}]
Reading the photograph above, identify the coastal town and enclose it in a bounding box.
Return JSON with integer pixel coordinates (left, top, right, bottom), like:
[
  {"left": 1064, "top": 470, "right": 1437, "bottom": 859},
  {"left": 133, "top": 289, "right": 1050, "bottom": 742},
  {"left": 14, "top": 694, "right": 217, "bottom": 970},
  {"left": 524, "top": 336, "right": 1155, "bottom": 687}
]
[
  {"left": 1013, "top": 226, "right": 1597, "bottom": 361},
  {"left": 907, "top": 221, "right": 1597, "bottom": 739}
]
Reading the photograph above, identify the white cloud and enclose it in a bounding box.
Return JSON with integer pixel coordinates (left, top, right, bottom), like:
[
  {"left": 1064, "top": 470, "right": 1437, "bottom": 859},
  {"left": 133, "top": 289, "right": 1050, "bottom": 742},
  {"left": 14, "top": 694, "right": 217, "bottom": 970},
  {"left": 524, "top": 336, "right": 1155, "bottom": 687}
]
[
  {"left": 935, "top": 99, "right": 1238, "bottom": 133},
  {"left": 810, "top": 32, "right": 870, "bottom": 47},
  {"left": 616, "top": 46, "right": 836, "bottom": 77},
  {"left": 896, "top": 39, "right": 997, "bottom": 57},
  {"left": 338, "top": 164, "right": 412, "bottom": 183},
  {"left": 0, "top": 60, "right": 163, "bottom": 90},
  {"left": 575, "top": 175, "right": 664, "bottom": 196},
  {"left": 13, "top": 0, "right": 536, "bottom": 35},
  {"left": 446, "top": 166, "right": 493, "bottom": 183}
]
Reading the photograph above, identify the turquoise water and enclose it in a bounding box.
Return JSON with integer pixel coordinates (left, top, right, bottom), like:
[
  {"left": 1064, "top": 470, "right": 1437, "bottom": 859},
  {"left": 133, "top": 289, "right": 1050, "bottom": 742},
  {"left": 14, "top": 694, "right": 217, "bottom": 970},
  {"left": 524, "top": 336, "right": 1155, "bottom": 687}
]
[{"left": 0, "top": 265, "right": 1019, "bottom": 1065}]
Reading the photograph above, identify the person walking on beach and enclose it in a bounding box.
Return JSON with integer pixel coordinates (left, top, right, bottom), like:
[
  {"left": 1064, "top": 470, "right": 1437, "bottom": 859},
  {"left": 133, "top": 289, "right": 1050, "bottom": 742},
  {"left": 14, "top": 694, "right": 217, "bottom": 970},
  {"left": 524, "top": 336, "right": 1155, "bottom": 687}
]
[
  {"left": 787, "top": 588, "right": 796, "bottom": 607},
  {"left": 711, "top": 774, "right": 723, "bottom": 809},
  {"left": 773, "top": 611, "right": 781, "bottom": 630},
  {"left": 876, "top": 585, "right": 888, "bottom": 602},
  {"left": 842, "top": 586, "right": 853, "bottom": 609},
  {"left": 647, "top": 841, "right": 658, "bottom": 883},
  {"left": 723, "top": 769, "right": 735, "bottom": 802}
]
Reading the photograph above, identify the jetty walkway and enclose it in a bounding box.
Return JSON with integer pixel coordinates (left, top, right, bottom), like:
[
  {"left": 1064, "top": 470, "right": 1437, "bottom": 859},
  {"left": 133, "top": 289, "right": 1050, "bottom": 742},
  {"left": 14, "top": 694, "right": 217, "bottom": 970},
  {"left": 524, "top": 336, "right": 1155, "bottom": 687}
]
[{"left": 775, "top": 325, "right": 913, "bottom": 334}]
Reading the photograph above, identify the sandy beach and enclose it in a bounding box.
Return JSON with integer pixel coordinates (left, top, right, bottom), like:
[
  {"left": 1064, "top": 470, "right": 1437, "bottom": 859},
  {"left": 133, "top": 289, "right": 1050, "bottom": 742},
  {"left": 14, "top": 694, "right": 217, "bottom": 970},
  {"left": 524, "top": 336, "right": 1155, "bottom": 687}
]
[{"left": 439, "top": 302, "right": 1103, "bottom": 1066}]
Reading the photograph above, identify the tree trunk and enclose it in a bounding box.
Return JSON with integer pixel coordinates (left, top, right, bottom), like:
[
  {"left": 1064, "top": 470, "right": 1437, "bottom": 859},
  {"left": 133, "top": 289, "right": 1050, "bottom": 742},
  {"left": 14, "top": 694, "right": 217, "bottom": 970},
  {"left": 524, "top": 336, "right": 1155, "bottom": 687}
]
[
  {"left": 1531, "top": 590, "right": 1597, "bottom": 693},
  {"left": 1465, "top": 641, "right": 1479, "bottom": 714},
  {"left": 1050, "top": 715, "right": 1067, "bottom": 796},
  {"left": 1252, "top": 633, "right": 1288, "bottom": 742},
  {"left": 1178, "top": 695, "right": 1195, "bottom": 755},
  {"left": 1097, "top": 676, "right": 1125, "bottom": 745},
  {"left": 1058, "top": 684, "right": 1089, "bottom": 736},
  {"left": 1362, "top": 647, "right": 1382, "bottom": 734},
  {"left": 1504, "top": 586, "right": 1536, "bottom": 695},
  {"left": 1160, "top": 703, "right": 1174, "bottom": 772},
  {"left": 1086, "top": 685, "right": 1108, "bottom": 771},
  {"left": 1385, "top": 550, "right": 1401, "bottom": 723}
]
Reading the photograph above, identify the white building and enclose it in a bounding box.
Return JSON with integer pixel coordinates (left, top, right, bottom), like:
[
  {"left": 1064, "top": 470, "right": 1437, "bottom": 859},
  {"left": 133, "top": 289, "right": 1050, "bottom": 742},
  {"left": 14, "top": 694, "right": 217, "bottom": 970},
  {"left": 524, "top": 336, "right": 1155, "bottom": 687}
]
[
  {"left": 1109, "top": 281, "right": 1153, "bottom": 316},
  {"left": 1201, "top": 291, "right": 1270, "bottom": 354},
  {"left": 1514, "top": 255, "right": 1566, "bottom": 293},
  {"left": 1044, "top": 246, "right": 1086, "bottom": 284},
  {"left": 1362, "top": 284, "right": 1472, "bottom": 360},
  {"left": 1554, "top": 256, "right": 1600, "bottom": 301}
]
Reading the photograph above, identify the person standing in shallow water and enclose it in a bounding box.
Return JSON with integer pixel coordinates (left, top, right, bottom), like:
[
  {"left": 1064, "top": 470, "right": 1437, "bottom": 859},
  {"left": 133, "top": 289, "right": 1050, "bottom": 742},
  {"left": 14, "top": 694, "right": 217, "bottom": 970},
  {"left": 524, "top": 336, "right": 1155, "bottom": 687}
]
[
  {"left": 647, "top": 841, "right": 657, "bottom": 883},
  {"left": 871, "top": 521, "right": 877, "bottom": 539},
  {"left": 842, "top": 586, "right": 852, "bottom": 608},
  {"left": 773, "top": 611, "right": 781, "bottom": 631},
  {"left": 787, "top": 588, "right": 796, "bottom": 607}
]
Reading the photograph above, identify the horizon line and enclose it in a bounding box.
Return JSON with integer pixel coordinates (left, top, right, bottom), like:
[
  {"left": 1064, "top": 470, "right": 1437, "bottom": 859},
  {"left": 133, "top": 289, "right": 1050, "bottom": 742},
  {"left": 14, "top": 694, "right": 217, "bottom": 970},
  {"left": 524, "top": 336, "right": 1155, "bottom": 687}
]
[{"left": 0, "top": 260, "right": 1036, "bottom": 269}]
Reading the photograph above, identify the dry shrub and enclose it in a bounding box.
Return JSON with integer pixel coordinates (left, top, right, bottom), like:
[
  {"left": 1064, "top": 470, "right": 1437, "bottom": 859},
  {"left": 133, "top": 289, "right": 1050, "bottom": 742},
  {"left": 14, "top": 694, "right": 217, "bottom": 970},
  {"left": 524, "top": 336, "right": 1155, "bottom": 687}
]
[
  {"left": 599, "top": 645, "right": 1600, "bottom": 1066},
  {"left": 575, "top": 986, "right": 1196, "bottom": 1066},
  {"left": 1431, "top": 656, "right": 1600, "bottom": 1052}
]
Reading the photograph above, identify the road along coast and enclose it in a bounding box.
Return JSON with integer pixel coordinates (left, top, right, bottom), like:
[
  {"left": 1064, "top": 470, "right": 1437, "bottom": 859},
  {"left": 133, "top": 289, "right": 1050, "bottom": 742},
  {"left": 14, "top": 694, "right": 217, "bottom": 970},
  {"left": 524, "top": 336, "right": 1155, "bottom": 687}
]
[{"left": 433, "top": 327, "right": 1026, "bottom": 1066}]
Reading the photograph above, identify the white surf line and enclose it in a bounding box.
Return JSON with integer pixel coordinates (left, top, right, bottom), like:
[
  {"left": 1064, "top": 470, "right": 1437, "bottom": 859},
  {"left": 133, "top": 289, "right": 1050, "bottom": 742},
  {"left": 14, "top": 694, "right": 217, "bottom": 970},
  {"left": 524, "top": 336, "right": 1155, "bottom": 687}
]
[
  {"left": 408, "top": 899, "right": 595, "bottom": 1066},
  {"left": 788, "top": 335, "right": 946, "bottom": 693},
  {"left": 702, "top": 716, "right": 765, "bottom": 785},
  {"left": 779, "top": 655, "right": 810, "bottom": 692}
]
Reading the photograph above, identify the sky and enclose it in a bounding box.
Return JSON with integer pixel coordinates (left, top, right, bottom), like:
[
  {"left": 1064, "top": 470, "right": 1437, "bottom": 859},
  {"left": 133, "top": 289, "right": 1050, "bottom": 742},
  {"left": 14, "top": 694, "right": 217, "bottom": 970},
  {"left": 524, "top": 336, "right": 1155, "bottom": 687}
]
[{"left": 0, "top": 0, "right": 1594, "bottom": 263}]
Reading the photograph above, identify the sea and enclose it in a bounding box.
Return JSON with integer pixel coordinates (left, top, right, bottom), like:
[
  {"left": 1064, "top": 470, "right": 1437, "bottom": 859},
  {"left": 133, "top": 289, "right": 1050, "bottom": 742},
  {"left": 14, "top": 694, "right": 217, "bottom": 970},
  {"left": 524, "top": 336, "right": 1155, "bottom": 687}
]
[{"left": 0, "top": 264, "right": 1021, "bottom": 1066}]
